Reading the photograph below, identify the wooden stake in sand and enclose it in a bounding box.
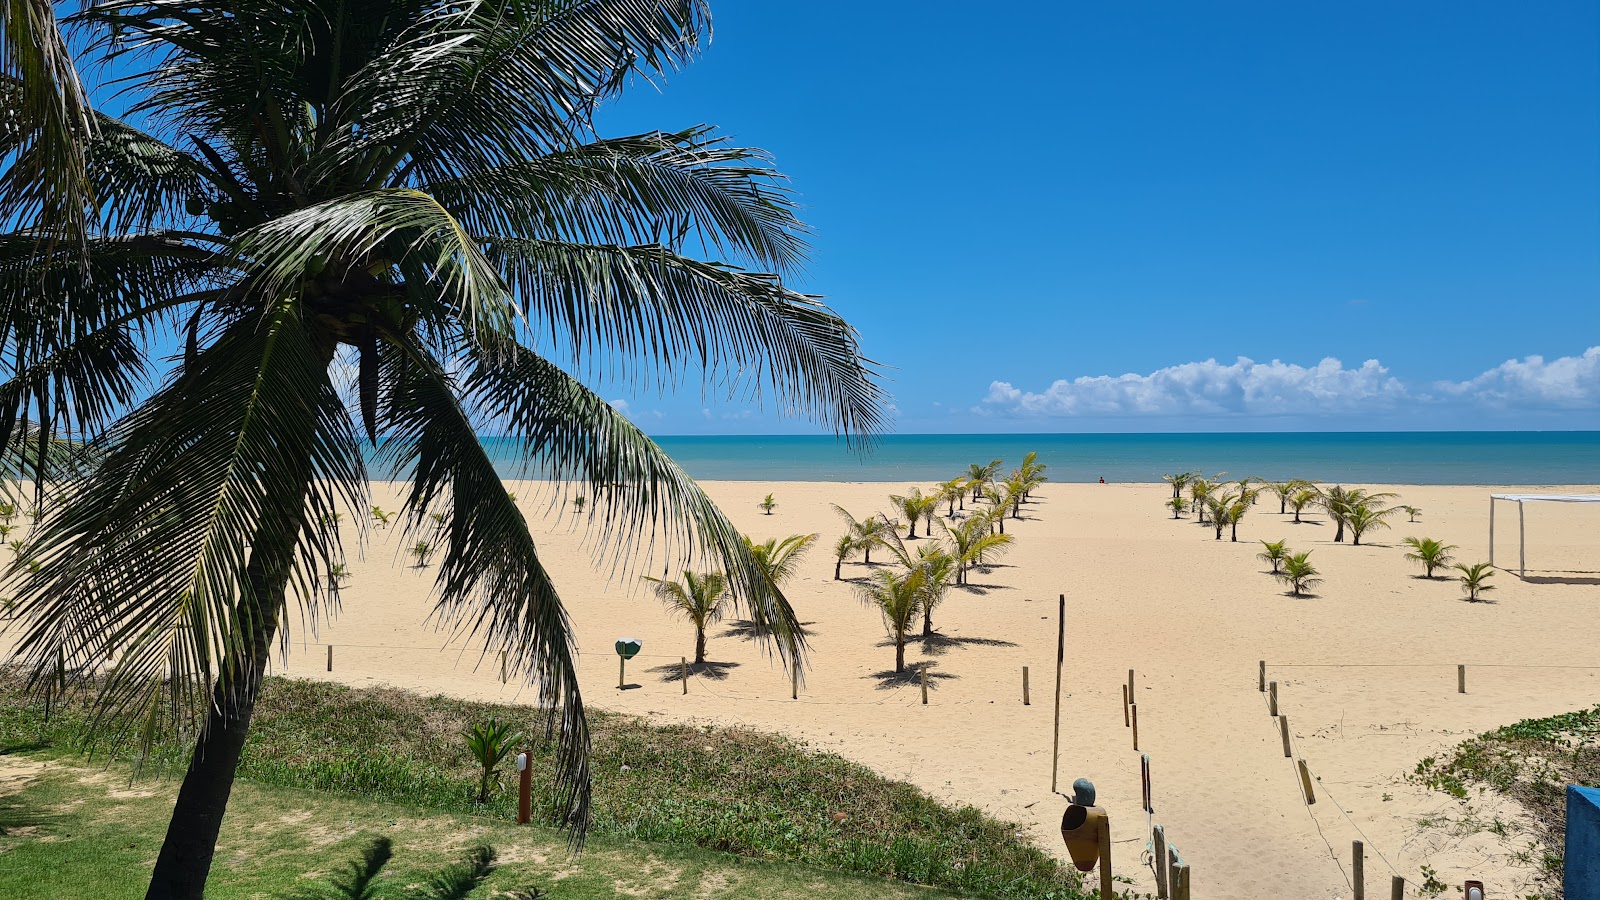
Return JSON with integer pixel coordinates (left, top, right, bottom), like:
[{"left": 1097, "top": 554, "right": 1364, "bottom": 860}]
[
  {"left": 1280, "top": 715, "right": 1292, "bottom": 758},
  {"left": 1131, "top": 703, "right": 1140, "bottom": 751},
  {"left": 1097, "top": 812, "right": 1113, "bottom": 900},
  {"left": 920, "top": 667, "right": 929, "bottom": 705},
  {"left": 1297, "top": 759, "right": 1316, "bottom": 804},
  {"left": 1458, "top": 664, "right": 1466, "bottom": 694},
  {"left": 791, "top": 661, "right": 799, "bottom": 700},
  {"left": 1122, "top": 684, "right": 1130, "bottom": 727},
  {"left": 1050, "top": 594, "right": 1065, "bottom": 793},
  {"left": 1352, "top": 840, "right": 1365, "bottom": 900},
  {"left": 326, "top": 644, "right": 333, "bottom": 672},
  {"left": 681, "top": 657, "right": 688, "bottom": 694},
  {"left": 1128, "top": 668, "right": 1135, "bottom": 703},
  {"left": 1269, "top": 680, "right": 1279, "bottom": 716},
  {"left": 1172, "top": 861, "right": 1191, "bottom": 900},
  {"left": 1022, "top": 666, "right": 1030, "bottom": 705},
  {"left": 500, "top": 650, "right": 508, "bottom": 684},
  {"left": 1152, "top": 825, "right": 1169, "bottom": 899},
  {"left": 1259, "top": 659, "right": 1266, "bottom": 692},
  {"left": 1391, "top": 875, "right": 1405, "bottom": 899}
]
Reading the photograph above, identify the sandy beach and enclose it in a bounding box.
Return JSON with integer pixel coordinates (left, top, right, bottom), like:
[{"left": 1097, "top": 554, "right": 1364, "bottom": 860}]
[{"left": 40, "top": 479, "right": 1600, "bottom": 898}]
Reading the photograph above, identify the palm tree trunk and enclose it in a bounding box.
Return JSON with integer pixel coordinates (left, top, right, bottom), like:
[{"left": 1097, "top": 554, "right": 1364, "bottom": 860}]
[
  {"left": 894, "top": 637, "right": 905, "bottom": 673},
  {"left": 922, "top": 609, "right": 933, "bottom": 637},
  {"left": 834, "top": 559, "right": 842, "bottom": 580},
  {"left": 695, "top": 627, "right": 706, "bottom": 665},
  {"left": 1230, "top": 520, "right": 1238, "bottom": 542}
]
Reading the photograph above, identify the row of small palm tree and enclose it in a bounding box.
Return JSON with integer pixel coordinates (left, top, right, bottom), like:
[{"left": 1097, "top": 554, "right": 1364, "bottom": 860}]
[
  {"left": 1400, "top": 537, "right": 1495, "bottom": 601},
  {"left": 1165, "top": 473, "right": 1414, "bottom": 547},
  {"left": 1256, "top": 540, "right": 1321, "bottom": 597},
  {"left": 644, "top": 533, "right": 819, "bottom": 664}
]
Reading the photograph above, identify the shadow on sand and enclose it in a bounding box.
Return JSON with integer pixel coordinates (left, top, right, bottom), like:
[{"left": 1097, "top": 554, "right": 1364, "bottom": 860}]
[
  {"left": 644, "top": 660, "right": 742, "bottom": 683},
  {"left": 868, "top": 663, "right": 958, "bottom": 691}
]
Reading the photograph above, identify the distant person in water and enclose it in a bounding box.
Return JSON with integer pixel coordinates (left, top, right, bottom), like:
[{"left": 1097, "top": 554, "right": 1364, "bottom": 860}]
[{"left": 1098, "top": 476, "right": 1105, "bottom": 484}]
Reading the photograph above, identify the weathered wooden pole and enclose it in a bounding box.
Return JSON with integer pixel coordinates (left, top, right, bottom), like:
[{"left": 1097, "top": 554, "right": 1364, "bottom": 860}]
[
  {"left": 1353, "top": 840, "right": 1365, "bottom": 900},
  {"left": 1153, "top": 825, "right": 1169, "bottom": 898},
  {"left": 326, "top": 644, "right": 333, "bottom": 672},
  {"left": 516, "top": 748, "right": 532, "bottom": 825},
  {"left": 920, "top": 667, "right": 929, "bottom": 705},
  {"left": 1298, "top": 759, "right": 1316, "bottom": 804},
  {"left": 1122, "top": 683, "right": 1130, "bottom": 726},
  {"left": 791, "top": 661, "right": 799, "bottom": 700},
  {"left": 1280, "top": 715, "right": 1293, "bottom": 758},
  {"left": 500, "top": 650, "right": 508, "bottom": 684},
  {"left": 1097, "top": 813, "right": 1113, "bottom": 900},
  {"left": 1458, "top": 664, "right": 1466, "bottom": 694},
  {"left": 681, "top": 657, "right": 688, "bottom": 694},
  {"left": 1269, "top": 680, "right": 1279, "bottom": 716},
  {"left": 1259, "top": 659, "right": 1266, "bottom": 692},
  {"left": 1173, "top": 861, "right": 1191, "bottom": 900},
  {"left": 1022, "top": 665, "right": 1030, "bottom": 705},
  {"left": 1131, "top": 703, "right": 1140, "bottom": 751},
  {"left": 1391, "top": 873, "right": 1405, "bottom": 899},
  {"left": 1050, "top": 593, "right": 1065, "bottom": 793}
]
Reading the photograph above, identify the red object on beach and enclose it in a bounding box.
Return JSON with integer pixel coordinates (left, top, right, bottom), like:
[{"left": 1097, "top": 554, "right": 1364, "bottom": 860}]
[{"left": 1098, "top": 477, "right": 1105, "bottom": 484}]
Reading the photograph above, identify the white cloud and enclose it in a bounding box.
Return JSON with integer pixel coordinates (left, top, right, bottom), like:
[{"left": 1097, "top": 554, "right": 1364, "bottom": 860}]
[
  {"left": 983, "top": 356, "right": 1405, "bottom": 417},
  {"left": 1434, "top": 347, "right": 1600, "bottom": 408},
  {"left": 609, "top": 398, "right": 631, "bottom": 415},
  {"left": 982, "top": 347, "right": 1600, "bottom": 421}
]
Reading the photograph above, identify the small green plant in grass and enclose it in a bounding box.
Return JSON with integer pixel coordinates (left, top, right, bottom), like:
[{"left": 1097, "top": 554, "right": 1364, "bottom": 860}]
[
  {"left": 463, "top": 719, "right": 525, "bottom": 805},
  {"left": 1257, "top": 539, "right": 1289, "bottom": 574},
  {"left": 1454, "top": 562, "right": 1495, "bottom": 601},
  {"left": 1417, "top": 865, "right": 1448, "bottom": 896},
  {"left": 1402, "top": 537, "right": 1457, "bottom": 578},
  {"left": 1276, "top": 551, "right": 1321, "bottom": 597},
  {"left": 411, "top": 541, "right": 433, "bottom": 568},
  {"left": 760, "top": 493, "right": 777, "bottom": 515}
]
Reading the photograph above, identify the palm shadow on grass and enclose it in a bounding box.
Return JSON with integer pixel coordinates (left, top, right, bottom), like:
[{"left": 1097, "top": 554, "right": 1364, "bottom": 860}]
[
  {"left": 878, "top": 633, "right": 1018, "bottom": 658},
  {"left": 645, "top": 661, "right": 741, "bottom": 683},
  {"left": 719, "top": 620, "right": 816, "bottom": 640},
  {"left": 868, "top": 663, "right": 958, "bottom": 691}
]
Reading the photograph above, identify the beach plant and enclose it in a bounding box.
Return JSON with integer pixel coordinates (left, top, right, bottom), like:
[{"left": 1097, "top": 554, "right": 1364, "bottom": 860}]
[
  {"left": 1226, "top": 486, "right": 1260, "bottom": 541},
  {"left": 1162, "top": 471, "right": 1198, "bottom": 500},
  {"left": 1257, "top": 540, "right": 1289, "bottom": 574},
  {"left": 644, "top": 571, "right": 729, "bottom": 664},
  {"left": 1190, "top": 478, "right": 1216, "bottom": 525},
  {"left": 327, "top": 563, "right": 350, "bottom": 586},
  {"left": 1454, "top": 562, "right": 1496, "bottom": 601},
  {"left": 1166, "top": 497, "right": 1188, "bottom": 519},
  {"left": 855, "top": 566, "right": 927, "bottom": 673},
  {"left": 965, "top": 459, "right": 1003, "bottom": 503},
  {"left": 831, "top": 505, "right": 893, "bottom": 564},
  {"left": 936, "top": 515, "right": 1013, "bottom": 586},
  {"left": 1289, "top": 488, "right": 1318, "bottom": 524},
  {"left": 1277, "top": 551, "right": 1322, "bottom": 597},
  {"left": 743, "top": 533, "right": 816, "bottom": 596},
  {"left": 759, "top": 493, "right": 776, "bottom": 515},
  {"left": 830, "top": 534, "right": 857, "bottom": 581},
  {"left": 370, "top": 506, "right": 393, "bottom": 528},
  {"left": 572, "top": 496, "right": 586, "bottom": 515},
  {"left": 888, "top": 488, "right": 937, "bottom": 539},
  {"left": 1344, "top": 501, "right": 1398, "bottom": 546},
  {"left": 463, "top": 718, "right": 525, "bottom": 805},
  {"left": 1401, "top": 504, "right": 1421, "bottom": 522},
  {"left": 410, "top": 540, "right": 434, "bottom": 568},
  {"left": 7, "top": 539, "right": 23, "bottom": 557},
  {"left": 1002, "top": 471, "right": 1031, "bottom": 518},
  {"left": 1017, "top": 451, "right": 1048, "bottom": 500},
  {"left": 882, "top": 531, "right": 957, "bottom": 636},
  {"left": 1204, "top": 491, "right": 1235, "bottom": 540},
  {"left": 0, "top": 502, "right": 14, "bottom": 523},
  {"left": 1402, "top": 537, "right": 1457, "bottom": 578},
  {"left": 1322, "top": 487, "right": 1397, "bottom": 543},
  {"left": 935, "top": 477, "right": 968, "bottom": 516},
  {"left": 0, "top": 0, "right": 95, "bottom": 245},
  {"left": 0, "top": 524, "right": 11, "bottom": 541},
  {"left": 1264, "top": 481, "right": 1297, "bottom": 515},
  {"left": 0, "top": 1, "right": 888, "bottom": 889},
  {"left": 982, "top": 485, "right": 1015, "bottom": 534}
]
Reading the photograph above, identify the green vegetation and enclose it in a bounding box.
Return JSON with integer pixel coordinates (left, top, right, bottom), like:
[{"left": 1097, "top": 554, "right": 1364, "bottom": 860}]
[
  {"left": 1166, "top": 497, "right": 1188, "bottom": 519},
  {"left": 642, "top": 571, "right": 730, "bottom": 664},
  {"left": 1454, "top": 562, "right": 1496, "bottom": 601},
  {"left": 1276, "top": 551, "right": 1321, "bottom": 597},
  {"left": 1411, "top": 706, "right": 1600, "bottom": 898},
  {"left": 0, "top": 677, "right": 1084, "bottom": 899},
  {"left": 1401, "top": 537, "right": 1457, "bottom": 578},
  {"left": 760, "top": 493, "right": 778, "bottom": 515},
  {"left": 1257, "top": 540, "right": 1289, "bottom": 575},
  {"left": 856, "top": 567, "right": 928, "bottom": 673},
  {"left": 463, "top": 718, "right": 525, "bottom": 805},
  {"left": 889, "top": 489, "right": 938, "bottom": 539}
]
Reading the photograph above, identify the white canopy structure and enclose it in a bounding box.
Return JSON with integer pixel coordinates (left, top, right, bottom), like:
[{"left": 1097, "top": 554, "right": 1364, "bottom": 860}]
[{"left": 1489, "top": 494, "right": 1600, "bottom": 578}]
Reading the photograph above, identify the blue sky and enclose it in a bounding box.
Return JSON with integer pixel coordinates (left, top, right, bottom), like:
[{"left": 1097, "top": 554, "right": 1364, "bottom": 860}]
[{"left": 588, "top": 0, "right": 1600, "bottom": 434}]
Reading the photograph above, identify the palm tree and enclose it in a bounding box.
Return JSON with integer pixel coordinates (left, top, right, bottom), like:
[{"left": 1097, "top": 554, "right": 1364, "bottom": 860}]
[
  {"left": 1227, "top": 487, "right": 1260, "bottom": 541},
  {"left": 831, "top": 534, "right": 857, "bottom": 581},
  {"left": 1018, "top": 451, "right": 1048, "bottom": 500},
  {"left": 1400, "top": 505, "right": 1421, "bottom": 523},
  {"left": 1002, "top": 471, "right": 1030, "bottom": 519},
  {"left": 881, "top": 530, "right": 957, "bottom": 637},
  {"left": 1401, "top": 537, "right": 1457, "bottom": 578},
  {"left": 831, "top": 505, "right": 893, "bottom": 564},
  {"left": 743, "top": 533, "right": 816, "bottom": 593},
  {"left": 1162, "top": 471, "right": 1197, "bottom": 501},
  {"left": 966, "top": 459, "right": 1003, "bottom": 503},
  {"left": 0, "top": 4, "right": 884, "bottom": 896},
  {"left": 1257, "top": 540, "right": 1289, "bottom": 575},
  {"left": 1190, "top": 478, "right": 1216, "bottom": 525},
  {"left": 1344, "top": 502, "right": 1397, "bottom": 546},
  {"left": 1265, "top": 481, "right": 1299, "bottom": 515},
  {"left": 888, "top": 488, "right": 937, "bottom": 539},
  {"left": 1277, "top": 552, "right": 1321, "bottom": 597},
  {"left": 1205, "top": 491, "right": 1236, "bottom": 540},
  {"left": 1322, "top": 487, "right": 1397, "bottom": 543},
  {"left": 936, "top": 515, "right": 1013, "bottom": 586},
  {"left": 983, "top": 485, "right": 1016, "bottom": 534},
  {"left": 1289, "top": 488, "right": 1317, "bottom": 524},
  {"left": 643, "top": 570, "right": 730, "bottom": 665},
  {"left": 936, "top": 477, "right": 968, "bottom": 517},
  {"left": 1, "top": 0, "right": 96, "bottom": 242},
  {"left": 1454, "top": 562, "right": 1496, "bottom": 601},
  {"left": 855, "top": 565, "right": 926, "bottom": 673},
  {"left": 463, "top": 717, "right": 525, "bottom": 804},
  {"left": 1166, "top": 497, "right": 1188, "bottom": 519},
  {"left": 759, "top": 493, "right": 777, "bottom": 515}
]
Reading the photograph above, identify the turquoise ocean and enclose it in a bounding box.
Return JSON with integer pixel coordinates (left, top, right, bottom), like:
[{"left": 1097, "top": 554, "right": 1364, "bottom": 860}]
[{"left": 480, "top": 432, "right": 1599, "bottom": 485}]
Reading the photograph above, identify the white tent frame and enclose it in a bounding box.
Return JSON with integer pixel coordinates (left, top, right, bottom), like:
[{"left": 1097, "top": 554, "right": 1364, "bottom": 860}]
[{"left": 1489, "top": 494, "right": 1600, "bottom": 578}]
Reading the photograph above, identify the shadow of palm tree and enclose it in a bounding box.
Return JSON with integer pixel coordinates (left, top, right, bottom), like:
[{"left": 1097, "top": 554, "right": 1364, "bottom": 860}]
[
  {"left": 877, "top": 633, "right": 1018, "bottom": 657},
  {"left": 955, "top": 581, "right": 1015, "bottom": 595},
  {"left": 719, "top": 619, "right": 815, "bottom": 640},
  {"left": 645, "top": 660, "right": 741, "bottom": 682},
  {"left": 868, "top": 663, "right": 959, "bottom": 691}
]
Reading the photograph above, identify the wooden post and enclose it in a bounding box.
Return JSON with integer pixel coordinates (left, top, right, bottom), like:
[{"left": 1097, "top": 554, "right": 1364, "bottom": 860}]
[
  {"left": 1168, "top": 846, "right": 1179, "bottom": 896},
  {"left": 326, "top": 644, "right": 333, "bottom": 672},
  {"left": 920, "top": 667, "right": 929, "bottom": 705},
  {"left": 1519, "top": 498, "right": 1526, "bottom": 578},
  {"left": 1298, "top": 759, "right": 1316, "bottom": 804},
  {"left": 1131, "top": 703, "right": 1139, "bottom": 751},
  {"left": 1050, "top": 594, "right": 1065, "bottom": 793},
  {"left": 1259, "top": 659, "right": 1266, "bottom": 692},
  {"left": 1173, "top": 861, "right": 1191, "bottom": 900},
  {"left": 1458, "top": 664, "right": 1466, "bottom": 694},
  {"left": 1391, "top": 875, "right": 1405, "bottom": 899},
  {"left": 1353, "top": 840, "right": 1365, "bottom": 900},
  {"left": 1128, "top": 668, "right": 1135, "bottom": 703},
  {"left": 1022, "top": 665, "right": 1030, "bottom": 705},
  {"left": 681, "top": 656, "right": 688, "bottom": 695},
  {"left": 516, "top": 749, "right": 532, "bottom": 825},
  {"left": 1269, "top": 680, "right": 1279, "bottom": 716},
  {"left": 618, "top": 655, "right": 625, "bottom": 690},
  {"left": 1122, "top": 683, "right": 1130, "bottom": 726},
  {"left": 500, "top": 650, "right": 508, "bottom": 684},
  {"left": 1097, "top": 812, "right": 1113, "bottom": 900},
  {"left": 1280, "top": 714, "right": 1293, "bottom": 758},
  {"left": 1153, "top": 825, "right": 1169, "bottom": 899}
]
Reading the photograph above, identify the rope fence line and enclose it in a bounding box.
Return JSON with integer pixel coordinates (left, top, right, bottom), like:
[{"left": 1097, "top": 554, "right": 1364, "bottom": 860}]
[{"left": 1269, "top": 662, "right": 1600, "bottom": 670}]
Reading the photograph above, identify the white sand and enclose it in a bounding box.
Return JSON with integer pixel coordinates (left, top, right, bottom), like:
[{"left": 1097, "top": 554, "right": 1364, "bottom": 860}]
[{"left": 24, "top": 480, "right": 1600, "bottom": 898}]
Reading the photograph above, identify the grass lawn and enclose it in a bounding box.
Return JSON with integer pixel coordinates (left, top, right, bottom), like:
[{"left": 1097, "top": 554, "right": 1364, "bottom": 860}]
[
  {"left": 0, "top": 676, "right": 1089, "bottom": 899},
  {"left": 0, "top": 752, "right": 968, "bottom": 899}
]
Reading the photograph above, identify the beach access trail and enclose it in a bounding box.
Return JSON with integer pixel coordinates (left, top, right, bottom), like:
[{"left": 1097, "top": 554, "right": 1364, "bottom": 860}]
[{"left": 16, "top": 481, "right": 1600, "bottom": 899}]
